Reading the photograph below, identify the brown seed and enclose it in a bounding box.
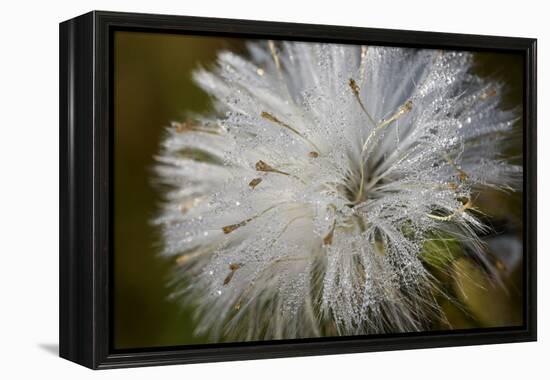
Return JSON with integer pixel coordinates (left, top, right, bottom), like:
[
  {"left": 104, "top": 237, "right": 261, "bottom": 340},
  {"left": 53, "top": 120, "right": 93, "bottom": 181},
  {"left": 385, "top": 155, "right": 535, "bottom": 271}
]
[
  {"left": 402, "top": 100, "right": 413, "bottom": 112},
  {"left": 495, "top": 259, "right": 507, "bottom": 271},
  {"left": 176, "top": 255, "right": 190, "bottom": 266},
  {"left": 229, "top": 263, "right": 242, "bottom": 271},
  {"left": 255, "top": 160, "right": 272, "bottom": 171},
  {"left": 249, "top": 177, "right": 263, "bottom": 189},
  {"left": 308, "top": 151, "right": 319, "bottom": 158},
  {"left": 174, "top": 121, "right": 193, "bottom": 133},
  {"left": 224, "top": 264, "right": 242, "bottom": 285},
  {"left": 260, "top": 111, "right": 279, "bottom": 124},
  {"left": 323, "top": 229, "right": 334, "bottom": 246},
  {"left": 222, "top": 221, "right": 246, "bottom": 234},
  {"left": 349, "top": 78, "right": 361, "bottom": 96},
  {"left": 223, "top": 271, "right": 235, "bottom": 285},
  {"left": 480, "top": 88, "right": 497, "bottom": 100},
  {"left": 255, "top": 160, "right": 289, "bottom": 175}
]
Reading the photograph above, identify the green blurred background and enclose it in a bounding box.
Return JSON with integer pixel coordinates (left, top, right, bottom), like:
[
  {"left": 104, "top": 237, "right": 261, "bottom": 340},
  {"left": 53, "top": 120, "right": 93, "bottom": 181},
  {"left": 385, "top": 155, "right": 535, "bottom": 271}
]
[{"left": 114, "top": 31, "right": 524, "bottom": 349}]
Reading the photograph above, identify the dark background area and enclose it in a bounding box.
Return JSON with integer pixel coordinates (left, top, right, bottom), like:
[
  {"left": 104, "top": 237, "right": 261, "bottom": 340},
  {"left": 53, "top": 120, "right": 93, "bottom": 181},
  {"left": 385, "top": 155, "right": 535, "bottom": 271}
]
[
  {"left": 114, "top": 32, "right": 245, "bottom": 349},
  {"left": 114, "top": 31, "right": 523, "bottom": 349}
]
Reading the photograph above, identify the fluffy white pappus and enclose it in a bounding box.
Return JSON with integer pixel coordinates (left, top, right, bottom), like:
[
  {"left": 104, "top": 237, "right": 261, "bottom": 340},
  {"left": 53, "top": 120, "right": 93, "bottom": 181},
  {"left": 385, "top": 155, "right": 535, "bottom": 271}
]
[{"left": 154, "top": 41, "right": 522, "bottom": 341}]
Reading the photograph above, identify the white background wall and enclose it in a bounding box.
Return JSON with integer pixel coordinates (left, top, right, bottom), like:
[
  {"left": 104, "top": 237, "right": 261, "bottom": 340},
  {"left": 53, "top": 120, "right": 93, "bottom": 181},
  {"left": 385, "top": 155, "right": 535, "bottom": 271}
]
[{"left": 0, "top": 0, "right": 546, "bottom": 378}]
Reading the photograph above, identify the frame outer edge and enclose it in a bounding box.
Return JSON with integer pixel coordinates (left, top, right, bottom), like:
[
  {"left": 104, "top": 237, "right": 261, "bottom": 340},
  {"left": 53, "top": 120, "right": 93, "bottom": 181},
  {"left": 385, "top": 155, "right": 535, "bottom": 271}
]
[
  {"left": 59, "top": 16, "right": 71, "bottom": 362},
  {"left": 58, "top": 10, "right": 538, "bottom": 370},
  {"left": 59, "top": 11, "right": 97, "bottom": 369}
]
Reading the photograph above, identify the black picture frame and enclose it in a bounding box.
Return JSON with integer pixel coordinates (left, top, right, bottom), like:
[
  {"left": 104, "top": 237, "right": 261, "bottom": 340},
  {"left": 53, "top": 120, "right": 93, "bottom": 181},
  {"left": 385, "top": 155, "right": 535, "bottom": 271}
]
[{"left": 59, "top": 10, "right": 537, "bottom": 369}]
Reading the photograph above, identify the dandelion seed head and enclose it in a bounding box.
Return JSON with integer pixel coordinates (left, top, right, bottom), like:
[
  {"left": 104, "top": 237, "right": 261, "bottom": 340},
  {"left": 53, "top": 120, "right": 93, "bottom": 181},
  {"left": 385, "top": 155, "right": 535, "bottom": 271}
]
[{"left": 155, "top": 41, "right": 521, "bottom": 340}]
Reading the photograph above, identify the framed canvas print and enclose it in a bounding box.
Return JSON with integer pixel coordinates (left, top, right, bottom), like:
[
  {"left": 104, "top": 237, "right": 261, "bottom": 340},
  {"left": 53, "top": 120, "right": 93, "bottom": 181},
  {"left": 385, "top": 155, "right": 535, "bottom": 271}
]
[{"left": 59, "top": 11, "right": 537, "bottom": 369}]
